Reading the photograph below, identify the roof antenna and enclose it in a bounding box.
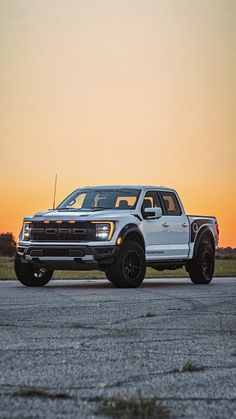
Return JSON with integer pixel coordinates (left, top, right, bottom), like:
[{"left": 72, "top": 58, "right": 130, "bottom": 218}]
[{"left": 52, "top": 174, "right": 58, "bottom": 210}]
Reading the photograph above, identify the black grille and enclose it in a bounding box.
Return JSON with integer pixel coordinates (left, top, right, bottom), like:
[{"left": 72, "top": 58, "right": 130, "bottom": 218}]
[
  {"left": 44, "top": 248, "right": 71, "bottom": 256},
  {"left": 29, "top": 248, "right": 85, "bottom": 257},
  {"left": 27, "top": 246, "right": 87, "bottom": 257},
  {"left": 31, "top": 221, "right": 95, "bottom": 242}
]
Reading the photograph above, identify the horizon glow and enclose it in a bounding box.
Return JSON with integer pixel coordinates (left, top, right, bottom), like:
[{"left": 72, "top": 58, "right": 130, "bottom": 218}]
[{"left": 0, "top": 0, "right": 235, "bottom": 247}]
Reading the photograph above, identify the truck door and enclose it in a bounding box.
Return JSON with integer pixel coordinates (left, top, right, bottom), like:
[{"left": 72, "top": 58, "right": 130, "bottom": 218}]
[
  {"left": 159, "top": 191, "right": 189, "bottom": 259},
  {"left": 141, "top": 191, "right": 172, "bottom": 260}
]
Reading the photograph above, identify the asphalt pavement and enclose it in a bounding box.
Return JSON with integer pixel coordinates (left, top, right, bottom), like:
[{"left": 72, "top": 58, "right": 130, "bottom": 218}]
[{"left": 0, "top": 277, "right": 236, "bottom": 418}]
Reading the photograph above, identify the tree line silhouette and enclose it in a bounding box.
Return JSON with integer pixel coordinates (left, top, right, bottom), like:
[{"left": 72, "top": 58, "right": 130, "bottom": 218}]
[{"left": 0, "top": 233, "right": 16, "bottom": 256}]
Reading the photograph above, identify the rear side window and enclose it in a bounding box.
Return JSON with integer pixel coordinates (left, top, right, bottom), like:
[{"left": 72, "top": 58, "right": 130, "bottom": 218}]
[{"left": 160, "top": 192, "right": 182, "bottom": 216}]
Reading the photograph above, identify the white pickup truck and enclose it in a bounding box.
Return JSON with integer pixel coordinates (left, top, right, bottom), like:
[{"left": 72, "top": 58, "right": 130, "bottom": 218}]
[{"left": 15, "top": 186, "right": 219, "bottom": 287}]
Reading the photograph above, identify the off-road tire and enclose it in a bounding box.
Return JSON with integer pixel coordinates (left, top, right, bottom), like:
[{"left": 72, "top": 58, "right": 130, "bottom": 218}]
[
  {"left": 14, "top": 254, "right": 53, "bottom": 287},
  {"left": 187, "top": 243, "right": 215, "bottom": 284},
  {"left": 105, "top": 240, "right": 146, "bottom": 288}
]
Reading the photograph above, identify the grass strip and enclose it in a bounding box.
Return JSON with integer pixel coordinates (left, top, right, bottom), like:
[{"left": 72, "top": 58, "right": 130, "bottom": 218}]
[
  {"left": 87, "top": 396, "right": 170, "bottom": 419},
  {"left": 10, "top": 387, "right": 73, "bottom": 399},
  {"left": 1, "top": 257, "right": 236, "bottom": 280},
  {"left": 171, "top": 362, "right": 206, "bottom": 373}
]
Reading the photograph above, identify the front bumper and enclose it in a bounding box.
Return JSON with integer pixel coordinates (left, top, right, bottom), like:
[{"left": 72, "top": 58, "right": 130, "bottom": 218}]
[{"left": 17, "top": 244, "right": 119, "bottom": 270}]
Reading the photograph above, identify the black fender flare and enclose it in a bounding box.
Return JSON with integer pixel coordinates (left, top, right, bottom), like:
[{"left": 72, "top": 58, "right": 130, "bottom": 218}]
[
  {"left": 117, "top": 223, "right": 145, "bottom": 251},
  {"left": 192, "top": 226, "right": 215, "bottom": 259}
]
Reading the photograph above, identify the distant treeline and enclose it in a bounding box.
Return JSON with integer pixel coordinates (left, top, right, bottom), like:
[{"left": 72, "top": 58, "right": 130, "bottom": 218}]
[
  {"left": 216, "top": 247, "right": 236, "bottom": 259},
  {"left": 0, "top": 232, "right": 235, "bottom": 258},
  {"left": 0, "top": 233, "right": 16, "bottom": 256}
]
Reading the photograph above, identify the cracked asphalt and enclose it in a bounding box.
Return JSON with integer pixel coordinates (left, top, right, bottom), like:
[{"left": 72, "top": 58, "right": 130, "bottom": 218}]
[{"left": 0, "top": 277, "right": 236, "bottom": 418}]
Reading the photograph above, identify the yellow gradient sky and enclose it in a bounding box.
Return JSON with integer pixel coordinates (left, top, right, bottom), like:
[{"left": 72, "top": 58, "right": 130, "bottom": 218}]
[{"left": 0, "top": 0, "right": 235, "bottom": 247}]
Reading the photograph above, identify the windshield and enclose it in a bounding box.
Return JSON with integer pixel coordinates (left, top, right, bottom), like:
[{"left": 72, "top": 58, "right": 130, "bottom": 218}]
[{"left": 57, "top": 189, "right": 141, "bottom": 211}]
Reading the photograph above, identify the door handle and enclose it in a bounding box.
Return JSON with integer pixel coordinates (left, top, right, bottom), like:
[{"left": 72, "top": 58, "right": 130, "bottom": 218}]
[
  {"left": 162, "top": 222, "right": 170, "bottom": 227},
  {"left": 182, "top": 222, "right": 188, "bottom": 227}
]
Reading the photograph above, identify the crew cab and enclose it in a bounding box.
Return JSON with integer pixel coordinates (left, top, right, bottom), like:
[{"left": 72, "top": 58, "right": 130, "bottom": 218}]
[{"left": 15, "top": 186, "right": 219, "bottom": 287}]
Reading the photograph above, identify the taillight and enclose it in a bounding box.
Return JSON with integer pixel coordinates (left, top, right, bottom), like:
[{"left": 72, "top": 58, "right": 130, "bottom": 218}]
[{"left": 216, "top": 222, "right": 219, "bottom": 241}]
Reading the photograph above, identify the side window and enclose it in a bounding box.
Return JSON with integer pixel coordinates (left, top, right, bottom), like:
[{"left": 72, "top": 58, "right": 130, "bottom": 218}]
[
  {"left": 160, "top": 192, "right": 182, "bottom": 216},
  {"left": 141, "top": 191, "right": 162, "bottom": 217}
]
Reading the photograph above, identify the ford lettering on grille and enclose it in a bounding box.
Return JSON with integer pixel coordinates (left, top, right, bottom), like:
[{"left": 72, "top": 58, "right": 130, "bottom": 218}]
[
  {"left": 31, "top": 221, "right": 94, "bottom": 242},
  {"left": 32, "top": 228, "right": 87, "bottom": 235}
]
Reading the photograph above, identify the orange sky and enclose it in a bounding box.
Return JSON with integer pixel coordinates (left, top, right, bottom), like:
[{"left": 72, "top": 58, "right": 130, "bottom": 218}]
[{"left": 0, "top": 0, "right": 235, "bottom": 247}]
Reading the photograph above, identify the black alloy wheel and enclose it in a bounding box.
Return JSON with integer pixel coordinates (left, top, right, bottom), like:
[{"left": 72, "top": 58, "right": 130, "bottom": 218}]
[
  {"left": 123, "top": 249, "right": 143, "bottom": 282},
  {"left": 202, "top": 249, "right": 214, "bottom": 280},
  {"left": 187, "top": 243, "right": 215, "bottom": 284},
  {"left": 105, "top": 240, "right": 146, "bottom": 288},
  {"left": 14, "top": 253, "right": 53, "bottom": 287}
]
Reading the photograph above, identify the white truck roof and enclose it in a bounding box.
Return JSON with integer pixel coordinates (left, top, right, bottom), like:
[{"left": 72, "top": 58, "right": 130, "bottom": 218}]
[{"left": 82, "top": 185, "right": 175, "bottom": 191}]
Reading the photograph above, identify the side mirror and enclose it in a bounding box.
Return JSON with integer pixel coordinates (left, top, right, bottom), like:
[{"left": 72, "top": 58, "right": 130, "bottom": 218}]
[{"left": 144, "top": 207, "right": 162, "bottom": 219}]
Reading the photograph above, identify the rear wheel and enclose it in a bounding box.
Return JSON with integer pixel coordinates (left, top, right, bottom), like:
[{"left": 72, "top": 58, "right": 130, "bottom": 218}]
[
  {"left": 106, "top": 241, "right": 146, "bottom": 288},
  {"left": 187, "top": 243, "right": 215, "bottom": 284},
  {"left": 14, "top": 254, "right": 53, "bottom": 287}
]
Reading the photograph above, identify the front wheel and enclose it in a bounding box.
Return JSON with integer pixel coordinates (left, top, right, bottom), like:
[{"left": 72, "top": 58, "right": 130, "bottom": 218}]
[
  {"left": 187, "top": 243, "right": 215, "bottom": 284},
  {"left": 106, "top": 241, "right": 146, "bottom": 288},
  {"left": 14, "top": 254, "right": 53, "bottom": 287}
]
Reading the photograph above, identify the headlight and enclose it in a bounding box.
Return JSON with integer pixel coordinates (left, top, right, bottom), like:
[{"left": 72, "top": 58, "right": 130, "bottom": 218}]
[
  {"left": 91, "top": 222, "right": 115, "bottom": 241},
  {"left": 22, "top": 222, "right": 32, "bottom": 241}
]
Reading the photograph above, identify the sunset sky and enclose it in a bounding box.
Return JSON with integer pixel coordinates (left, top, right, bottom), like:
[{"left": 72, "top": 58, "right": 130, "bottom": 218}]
[{"left": 0, "top": 0, "right": 235, "bottom": 247}]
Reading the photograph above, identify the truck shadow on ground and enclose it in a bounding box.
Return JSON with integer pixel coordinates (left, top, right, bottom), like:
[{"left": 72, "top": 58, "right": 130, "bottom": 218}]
[{"left": 43, "top": 279, "right": 197, "bottom": 290}]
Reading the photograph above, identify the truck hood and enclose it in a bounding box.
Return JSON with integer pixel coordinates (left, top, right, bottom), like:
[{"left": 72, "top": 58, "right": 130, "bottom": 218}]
[{"left": 25, "top": 209, "right": 134, "bottom": 222}]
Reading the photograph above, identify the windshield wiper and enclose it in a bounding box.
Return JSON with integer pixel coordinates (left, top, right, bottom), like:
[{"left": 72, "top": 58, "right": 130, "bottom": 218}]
[
  {"left": 56, "top": 208, "right": 90, "bottom": 211},
  {"left": 56, "top": 207, "right": 117, "bottom": 212},
  {"left": 91, "top": 207, "right": 115, "bottom": 211}
]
